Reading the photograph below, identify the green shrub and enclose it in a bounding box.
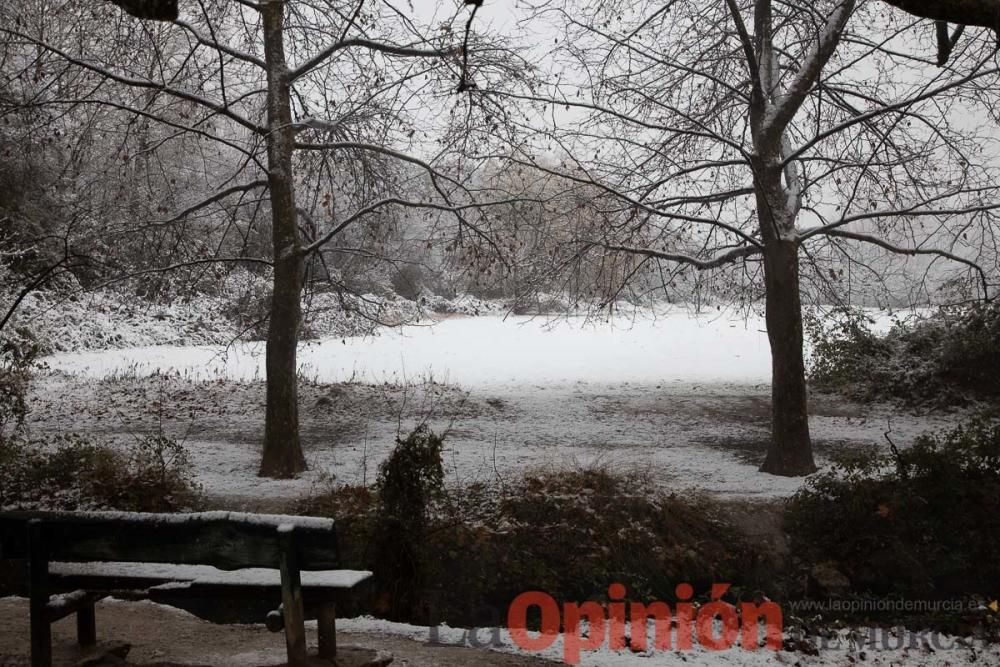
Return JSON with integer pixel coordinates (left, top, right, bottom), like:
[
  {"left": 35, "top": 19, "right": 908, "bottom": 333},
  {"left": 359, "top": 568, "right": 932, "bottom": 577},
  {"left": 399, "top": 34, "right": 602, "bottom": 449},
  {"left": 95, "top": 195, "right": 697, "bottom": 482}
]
[
  {"left": 786, "top": 418, "right": 1000, "bottom": 598},
  {"left": 936, "top": 301, "right": 1000, "bottom": 398},
  {"left": 805, "top": 307, "right": 891, "bottom": 396},
  {"left": 0, "top": 433, "right": 201, "bottom": 512},
  {"left": 375, "top": 424, "right": 445, "bottom": 523},
  {"left": 806, "top": 302, "right": 1000, "bottom": 405},
  {"left": 370, "top": 424, "right": 445, "bottom": 620}
]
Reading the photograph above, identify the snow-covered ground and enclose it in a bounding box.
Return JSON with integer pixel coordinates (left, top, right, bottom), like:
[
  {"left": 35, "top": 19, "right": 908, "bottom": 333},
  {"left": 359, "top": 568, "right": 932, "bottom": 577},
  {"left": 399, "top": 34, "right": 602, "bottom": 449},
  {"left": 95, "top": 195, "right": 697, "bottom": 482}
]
[
  {"left": 40, "top": 304, "right": 916, "bottom": 385},
  {"left": 340, "top": 613, "right": 999, "bottom": 667},
  {"left": 46, "top": 309, "right": 775, "bottom": 386},
  {"left": 2, "top": 596, "right": 993, "bottom": 667},
  {"left": 16, "top": 307, "right": 991, "bottom": 667},
  {"left": 29, "top": 307, "right": 954, "bottom": 506}
]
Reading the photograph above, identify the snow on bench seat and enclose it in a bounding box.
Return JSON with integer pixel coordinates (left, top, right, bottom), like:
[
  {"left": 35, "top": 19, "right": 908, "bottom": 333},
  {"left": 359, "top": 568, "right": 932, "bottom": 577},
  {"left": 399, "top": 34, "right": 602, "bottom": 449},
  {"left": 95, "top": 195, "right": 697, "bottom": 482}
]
[
  {"left": 28, "top": 510, "right": 335, "bottom": 531},
  {"left": 51, "top": 561, "right": 372, "bottom": 589}
]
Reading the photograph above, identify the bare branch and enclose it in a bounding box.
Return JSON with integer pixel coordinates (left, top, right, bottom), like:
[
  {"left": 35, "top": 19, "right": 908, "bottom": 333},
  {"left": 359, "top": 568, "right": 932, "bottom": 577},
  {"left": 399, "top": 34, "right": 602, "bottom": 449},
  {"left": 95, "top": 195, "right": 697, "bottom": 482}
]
[
  {"left": 302, "top": 196, "right": 543, "bottom": 256},
  {"left": 1, "top": 27, "right": 266, "bottom": 135},
  {"left": 724, "top": 0, "right": 764, "bottom": 100},
  {"left": 289, "top": 38, "right": 458, "bottom": 82},
  {"left": 766, "top": 0, "right": 857, "bottom": 138},
  {"left": 820, "top": 228, "right": 990, "bottom": 297},
  {"left": 173, "top": 19, "right": 267, "bottom": 69},
  {"left": 596, "top": 242, "right": 762, "bottom": 270},
  {"left": 137, "top": 181, "right": 270, "bottom": 232}
]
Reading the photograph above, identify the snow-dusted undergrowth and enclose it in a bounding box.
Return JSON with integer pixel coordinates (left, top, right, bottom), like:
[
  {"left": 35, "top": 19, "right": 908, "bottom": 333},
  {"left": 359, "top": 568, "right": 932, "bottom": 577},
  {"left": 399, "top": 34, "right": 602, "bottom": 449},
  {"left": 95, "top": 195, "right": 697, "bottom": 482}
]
[{"left": 5, "top": 280, "right": 490, "bottom": 354}]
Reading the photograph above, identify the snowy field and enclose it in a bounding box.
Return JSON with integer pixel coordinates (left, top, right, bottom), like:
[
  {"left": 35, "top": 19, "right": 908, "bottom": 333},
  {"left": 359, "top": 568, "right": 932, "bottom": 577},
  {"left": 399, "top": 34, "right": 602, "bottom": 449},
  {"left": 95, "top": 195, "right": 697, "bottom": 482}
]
[
  {"left": 29, "top": 307, "right": 953, "bottom": 506},
  {"left": 41, "top": 304, "right": 913, "bottom": 386},
  {"left": 45, "top": 309, "right": 776, "bottom": 386}
]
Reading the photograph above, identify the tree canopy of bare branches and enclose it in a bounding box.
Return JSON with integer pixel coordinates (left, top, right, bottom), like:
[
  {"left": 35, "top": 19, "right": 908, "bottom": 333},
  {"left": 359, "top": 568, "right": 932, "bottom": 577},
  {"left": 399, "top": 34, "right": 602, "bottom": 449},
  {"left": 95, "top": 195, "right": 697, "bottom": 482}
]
[
  {"left": 486, "top": 0, "right": 1000, "bottom": 474},
  {"left": 1, "top": 0, "right": 529, "bottom": 476}
]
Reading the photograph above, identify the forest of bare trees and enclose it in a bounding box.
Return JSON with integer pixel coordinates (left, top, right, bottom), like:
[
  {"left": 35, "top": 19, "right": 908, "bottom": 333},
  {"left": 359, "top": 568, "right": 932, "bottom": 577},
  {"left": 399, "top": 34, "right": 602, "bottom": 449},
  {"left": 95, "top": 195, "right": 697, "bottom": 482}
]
[
  {"left": 4, "top": 0, "right": 1000, "bottom": 477},
  {"left": 482, "top": 0, "right": 1000, "bottom": 474}
]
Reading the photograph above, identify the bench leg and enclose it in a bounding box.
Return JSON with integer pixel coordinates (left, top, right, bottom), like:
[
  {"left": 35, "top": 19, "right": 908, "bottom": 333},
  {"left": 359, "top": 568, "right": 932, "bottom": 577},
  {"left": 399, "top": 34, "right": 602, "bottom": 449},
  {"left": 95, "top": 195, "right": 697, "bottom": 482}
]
[
  {"left": 28, "top": 521, "right": 52, "bottom": 667},
  {"left": 318, "top": 602, "right": 337, "bottom": 659},
  {"left": 77, "top": 599, "right": 96, "bottom": 647},
  {"left": 278, "top": 527, "right": 309, "bottom": 667}
]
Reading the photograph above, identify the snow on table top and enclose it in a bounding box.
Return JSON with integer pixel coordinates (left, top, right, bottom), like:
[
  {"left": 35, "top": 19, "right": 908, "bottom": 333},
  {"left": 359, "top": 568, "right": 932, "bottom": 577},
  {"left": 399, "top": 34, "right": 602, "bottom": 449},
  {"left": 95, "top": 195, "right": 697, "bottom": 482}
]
[{"left": 51, "top": 561, "right": 371, "bottom": 588}]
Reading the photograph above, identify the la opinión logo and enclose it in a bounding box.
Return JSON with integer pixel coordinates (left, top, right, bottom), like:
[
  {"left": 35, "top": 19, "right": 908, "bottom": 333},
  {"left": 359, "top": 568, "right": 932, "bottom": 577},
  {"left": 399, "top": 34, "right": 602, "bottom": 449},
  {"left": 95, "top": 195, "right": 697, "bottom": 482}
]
[{"left": 507, "top": 583, "right": 783, "bottom": 664}]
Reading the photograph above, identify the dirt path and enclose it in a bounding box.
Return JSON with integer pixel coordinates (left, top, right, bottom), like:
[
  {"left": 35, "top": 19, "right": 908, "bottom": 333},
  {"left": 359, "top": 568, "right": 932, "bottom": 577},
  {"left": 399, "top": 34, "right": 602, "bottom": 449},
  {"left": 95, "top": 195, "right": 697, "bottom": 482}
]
[{"left": 0, "top": 597, "right": 554, "bottom": 666}]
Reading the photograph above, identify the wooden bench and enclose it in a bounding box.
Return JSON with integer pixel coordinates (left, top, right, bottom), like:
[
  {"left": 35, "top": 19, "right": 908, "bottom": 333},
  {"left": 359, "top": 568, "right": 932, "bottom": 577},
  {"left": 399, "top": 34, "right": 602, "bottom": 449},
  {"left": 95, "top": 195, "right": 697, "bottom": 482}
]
[{"left": 0, "top": 510, "right": 376, "bottom": 667}]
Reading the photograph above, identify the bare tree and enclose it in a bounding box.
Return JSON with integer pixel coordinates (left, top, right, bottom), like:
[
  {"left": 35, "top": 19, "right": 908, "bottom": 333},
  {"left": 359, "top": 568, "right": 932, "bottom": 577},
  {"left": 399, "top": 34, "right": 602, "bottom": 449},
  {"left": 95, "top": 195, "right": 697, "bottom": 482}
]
[
  {"left": 491, "top": 0, "right": 1000, "bottom": 475},
  {"left": 2, "top": 0, "right": 523, "bottom": 477}
]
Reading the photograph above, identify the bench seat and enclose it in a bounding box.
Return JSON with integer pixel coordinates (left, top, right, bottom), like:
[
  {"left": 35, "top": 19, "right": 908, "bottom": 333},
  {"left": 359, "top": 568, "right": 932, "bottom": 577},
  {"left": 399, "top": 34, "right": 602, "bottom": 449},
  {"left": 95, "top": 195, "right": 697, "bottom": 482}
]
[
  {"left": 0, "top": 510, "right": 375, "bottom": 667},
  {"left": 51, "top": 561, "right": 372, "bottom": 589}
]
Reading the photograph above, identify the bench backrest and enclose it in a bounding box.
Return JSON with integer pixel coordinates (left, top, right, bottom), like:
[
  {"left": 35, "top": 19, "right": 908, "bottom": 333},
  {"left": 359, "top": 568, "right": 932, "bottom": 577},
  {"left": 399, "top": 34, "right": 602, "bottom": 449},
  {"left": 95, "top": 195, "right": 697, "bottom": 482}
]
[{"left": 0, "top": 510, "right": 340, "bottom": 571}]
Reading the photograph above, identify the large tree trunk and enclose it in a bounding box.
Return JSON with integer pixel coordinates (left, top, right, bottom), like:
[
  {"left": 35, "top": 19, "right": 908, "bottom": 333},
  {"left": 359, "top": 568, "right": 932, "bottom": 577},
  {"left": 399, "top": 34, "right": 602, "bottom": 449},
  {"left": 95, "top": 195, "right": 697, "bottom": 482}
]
[
  {"left": 259, "top": 1, "right": 307, "bottom": 478},
  {"left": 749, "top": 138, "right": 817, "bottom": 477},
  {"left": 746, "top": 2, "right": 815, "bottom": 476},
  {"left": 759, "top": 238, "right": 816, "bottom": 476}
]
